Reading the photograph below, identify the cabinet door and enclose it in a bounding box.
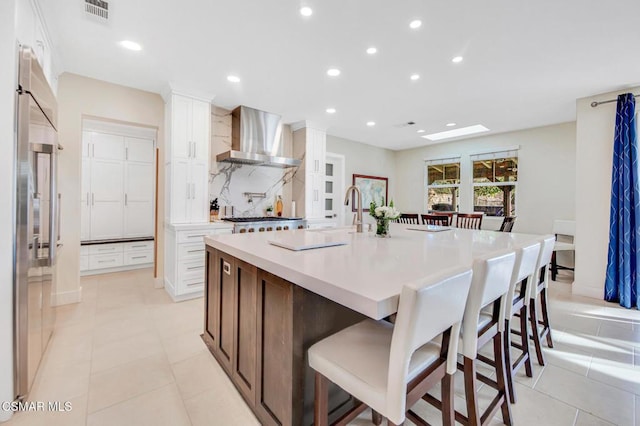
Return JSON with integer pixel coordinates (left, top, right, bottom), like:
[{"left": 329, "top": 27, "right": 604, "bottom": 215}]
[
  {"left": 124, "top": 162, "right": 154, "bottom": 237},
  {"left": 91, "top": 133, "right": 125, "bottom": 160},
  {"left": 307, "top": 173, "right": 324, "bottom": 219},
  {"left": 170, "top": 160, "right": 190, "bottom": 223},
  {"left": 191, "top": 100, "right": 210, "bottom": 162},
  {"left": 216, "top": 253, "right": 235, "bottom": 374},
  {"left": 80, "top": 159, "right": 91, "bottom": 241},
  {"left": 233, "top": 260, "right": 257, "bottom": 405},
  {"left": 90, "top": 159, "right": 124, "bottom": 239},
  {"left": 125, "top": 137, "right": 154, "bottom": 163},
  {"left": 189, "top": 161, "right": 208, "bottom": 223},
  {"left": 82, "top": 131, "right": 92, "bottom": 158},
  {"left": 171, "top": 95, "right": 191, "bottom": 159}
]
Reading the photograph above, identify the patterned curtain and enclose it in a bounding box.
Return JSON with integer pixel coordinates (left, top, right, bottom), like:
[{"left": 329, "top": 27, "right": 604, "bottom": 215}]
[{"left": 605, "top": 93, "right": 639, "bottom": 309}]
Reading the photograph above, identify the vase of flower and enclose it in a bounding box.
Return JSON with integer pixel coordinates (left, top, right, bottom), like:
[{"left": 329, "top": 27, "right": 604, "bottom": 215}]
[{"left": 369, "top": 199, "right": 400, "bottom": 238}]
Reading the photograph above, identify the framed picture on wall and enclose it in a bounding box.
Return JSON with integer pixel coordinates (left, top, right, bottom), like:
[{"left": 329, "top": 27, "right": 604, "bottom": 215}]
[{"left": 352, "top": 174, "right": 388, "bottom": 212}]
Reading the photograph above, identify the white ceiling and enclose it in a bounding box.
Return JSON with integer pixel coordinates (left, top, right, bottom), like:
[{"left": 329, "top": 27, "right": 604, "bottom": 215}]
[{"left": 40, "top": 0, "right": 640, "bottom": 150}]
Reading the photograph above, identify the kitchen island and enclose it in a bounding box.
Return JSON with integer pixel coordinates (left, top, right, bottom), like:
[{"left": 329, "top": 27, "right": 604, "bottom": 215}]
[{"left": 202, "top": 224, "right": 546, "bottom": 426}]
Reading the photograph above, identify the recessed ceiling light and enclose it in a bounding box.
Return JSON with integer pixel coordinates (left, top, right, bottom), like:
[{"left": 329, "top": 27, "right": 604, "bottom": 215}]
[
  {"left": 410, "top": 74, "right": 420, "bottom": 81},
  {"left": 417, "top": 129, "right": 425, "bottom": 133},
  {"left": 409, "top": 20, "right": 422, "bottom": 29},
  {"left": 327, "top": 68, "right": 341, "bottom": 77},
  {"left": 300, "top": 6, "right": 313, "bottom": 16},
  {"left": 366, "top": 121, "right": 376, "bottom": 127},
  {"left": 446, "top": 122, "right": 456, "bottom": 127},
  {"left": 422, "top": 125, "right": 489, "bottom": 141},
  {"left": 366, "top": 47, "right": 377, "bottom": 55},
  {"left": 452, "top": 56, "right": 464, "bottom": 63},
  {"left": 119, "top": 40, "right": 142, "bottom": 51},
  {"left": 226, "top": 75, "right": 241, "bottom": 83},
  {"left": 326, "top": 108, "right": 336, "bottom": 114}
]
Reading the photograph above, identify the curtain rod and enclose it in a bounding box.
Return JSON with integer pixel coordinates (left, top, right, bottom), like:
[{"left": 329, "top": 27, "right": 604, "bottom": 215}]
[{"left": 591, "top": 94, "right": 640, "bottom": 108}]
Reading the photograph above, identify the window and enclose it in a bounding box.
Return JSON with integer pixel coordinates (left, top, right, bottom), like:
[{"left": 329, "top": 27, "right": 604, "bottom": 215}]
[
  {"left": 471, "top": 149, "right": 518, "bottom": 217},
  {"left": 425, "top": 157, "right": 460, "bottom": 212}
]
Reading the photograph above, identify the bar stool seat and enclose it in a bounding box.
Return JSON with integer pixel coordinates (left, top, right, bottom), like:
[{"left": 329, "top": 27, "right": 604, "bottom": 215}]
[
  {"left": 309, "top": 319, "right": 441, "bottom": 412},
  {"left": 310, "top": 267, "right": 473, "bottom": 426}
]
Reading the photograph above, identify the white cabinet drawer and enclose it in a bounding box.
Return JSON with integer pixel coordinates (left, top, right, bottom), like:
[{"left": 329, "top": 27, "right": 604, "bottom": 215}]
[
  {"left": 177, "top": 230, "right": 208, "bottom": 244},
  {"left": 179, "top": 259, "right": 205, "bottom": 281},
  {"left": 89, "top": 253, "right": 123, "bottom": 269},
  {"left": 89, "top": 243, "right": 123, "bottom": 255},
  {"left": 124, "top": 250, "right": 154, "bottom": 265},
  {"left": 181, "top": 277, "right": 204, "bottom": 293},
  {"left": 80, "top": 255, "right": 89, "bottom": 271},
  {"left": 124, "top": 241, "right": 154, "bottom": 252},
  {"left": 80, "top": 246, "right": 89, "bottom": 255},
  {"left": 178, "top": 242, "right": 205, "bottom": 261}
]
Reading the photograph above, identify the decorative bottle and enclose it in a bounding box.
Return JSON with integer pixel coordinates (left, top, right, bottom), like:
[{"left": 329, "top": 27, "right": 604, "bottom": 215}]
[{"left": 275, "top": 195, "right": 283, "bottom": 217}]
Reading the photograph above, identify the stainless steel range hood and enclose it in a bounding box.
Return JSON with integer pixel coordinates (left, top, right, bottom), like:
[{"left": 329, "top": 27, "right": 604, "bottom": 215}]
[{"left": 216, "top": 106, "right": 301, "bottom": 168}]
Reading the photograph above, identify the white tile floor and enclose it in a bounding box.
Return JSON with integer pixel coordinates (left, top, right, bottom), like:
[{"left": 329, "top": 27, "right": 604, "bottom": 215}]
[{"left": 3, "top": 268, "right": 639, "bottom": 426}]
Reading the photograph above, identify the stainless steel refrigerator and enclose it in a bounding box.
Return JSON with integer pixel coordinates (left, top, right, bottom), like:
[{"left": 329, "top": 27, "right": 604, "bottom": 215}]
[{"left": 14, "top": 46, "right": 60, "bottom": 400}]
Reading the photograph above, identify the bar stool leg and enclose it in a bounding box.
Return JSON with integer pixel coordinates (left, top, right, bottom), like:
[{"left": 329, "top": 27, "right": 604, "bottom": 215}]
[
  {"left": 372, "top": 410, "right": 382, "bottom": 425},
  {"left": 540, "top": 288, "right": 554, "bottom": 348},
  {"left": 503, "top": 319, "right": 516, "bottom": 404},
  {"left": 529, "top": 300, "right": 546, "bottom": 366},
  {"left": 494, "top": 332, "right": 513, "bottom": 426},
  {"left": 314, "top": 372, "right": 329, "bottom": 426},
  {"left": 463, "top": 357, "right": 481, "bottom": 426},
  {"left": 520, "top": 304, "right": 533, "bottom": 378},
  {"left": 442, "top": 373, "right": 455, "bottom": 426},
  {"left": 551, "top": 251, "right": 558, "bottom": 281}
]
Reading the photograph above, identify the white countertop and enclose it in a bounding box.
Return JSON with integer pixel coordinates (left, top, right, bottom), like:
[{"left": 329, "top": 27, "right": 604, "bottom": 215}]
[
  {"left": 205, "top": 224, "right": 549, "bottom": 319},
  {"left": 167, "top": 222, "right": 234, "bottom": 231}
]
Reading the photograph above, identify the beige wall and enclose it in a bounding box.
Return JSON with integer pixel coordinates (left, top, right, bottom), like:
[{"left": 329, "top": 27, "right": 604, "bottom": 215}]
[
  {"left": 326, "top": 135, "right": 397, "bottom": 226},
  {"left": 393, "top": 122, "right": 577, "bottom": 235},
  {"left": 574, "top": 87, "right": 640, "bottom": 299},
  {"left": 56, "top": 73, "right": 165, "bottom": 302}
]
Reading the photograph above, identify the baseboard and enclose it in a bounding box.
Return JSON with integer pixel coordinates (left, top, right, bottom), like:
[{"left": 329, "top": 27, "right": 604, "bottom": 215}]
[
  {"left": 154, "top": 277, "right": 164, "bottom": 289},
  {"left": 571, "top": 285, "right": 602, "bottom": 300},
  {"left": 52, "top": 287, "right": 83, "bottom": 306}
]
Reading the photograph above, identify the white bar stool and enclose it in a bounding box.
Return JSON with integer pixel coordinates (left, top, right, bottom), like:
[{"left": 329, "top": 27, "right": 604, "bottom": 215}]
[
  {"left": 529, "top": 236, "right": 556, "bottom": 365},
  {"left": 309, "top": 266, "right": 473, "bottom": 426},
  {"left": 551, "top": 219, "right": 575, "bottom": 280}
]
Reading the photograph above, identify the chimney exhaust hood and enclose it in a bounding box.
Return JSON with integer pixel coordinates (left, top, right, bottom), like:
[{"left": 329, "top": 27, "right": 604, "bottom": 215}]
[{"left": 216, "top": 106, "right": 301, "bottom": 168}]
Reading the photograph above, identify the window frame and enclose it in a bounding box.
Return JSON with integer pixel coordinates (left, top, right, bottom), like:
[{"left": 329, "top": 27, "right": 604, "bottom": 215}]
[
  {"left": 424, "top": 157, "right": 461, "bottom": 213},
  {"left": 470, "top": 149, "right": 519, "bottom": 218}
]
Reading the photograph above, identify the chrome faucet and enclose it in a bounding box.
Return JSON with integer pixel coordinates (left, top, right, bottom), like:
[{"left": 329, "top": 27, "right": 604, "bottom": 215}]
[{"left": 344, "top": 185, "right": 363, "bottom": 233}]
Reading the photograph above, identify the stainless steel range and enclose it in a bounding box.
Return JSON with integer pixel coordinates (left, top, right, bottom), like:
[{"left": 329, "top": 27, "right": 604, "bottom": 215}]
[{"left": 223, "top": 217, "right": 307, "bottom": 233}]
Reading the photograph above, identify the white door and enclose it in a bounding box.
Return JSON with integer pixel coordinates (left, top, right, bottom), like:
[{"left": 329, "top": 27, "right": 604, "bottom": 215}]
[
  {"left": 191, "top": 100, "right": 210, "bottom": 162},
  {"left": 91, "top": 133, "right": 124, "bottom": 160},
  {"left": 171, "top": 160, "right": 190, "bottom": 223},
  {"left": 90, "top": 159, "right": 124, "bottom": 239},
  {"left": 124, "top": 162, "right": 154, "bottom": 237},
  {"left": 324, "top": 153, "right": 345, "bottom": 226},
  {"left": 80, "top": 159, "right": 91, "bottom": 241},
  {"left": 190, "top": 161, "right": 209, "bottom": 223},
  {"left": 125, "top": 137, "right": 154, "bottom": 163},
  {"left": 172, "top": 96, "right": 191, "bottom": 159}
]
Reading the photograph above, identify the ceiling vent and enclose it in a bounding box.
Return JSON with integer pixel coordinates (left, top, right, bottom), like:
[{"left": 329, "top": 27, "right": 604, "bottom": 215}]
[
  {"left": 85, "top": 0, "right": 109, "bottom": 21},
  {"left": 393, "top": 121, "right": 416, "bottom": 128}
]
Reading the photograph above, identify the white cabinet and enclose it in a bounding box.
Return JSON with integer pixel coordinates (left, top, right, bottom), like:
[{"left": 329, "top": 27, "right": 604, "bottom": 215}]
[
  {"left": 82, "top": 131, "right": 155, "bottom": 241},
  {"left": 292, "top": 125, "right": 326, "bottom": 219},
  {"left": 81, "top": 241, "right": 154, "bottom": 276},
  {"left": 164, "top": 224, "right": 234, "bottom": 301},
  {"left": 164, "top": 93, "right": 210, "bottom": 224},
  {"left": 16, "top": 0, "right": 57, "bottom": 90}
]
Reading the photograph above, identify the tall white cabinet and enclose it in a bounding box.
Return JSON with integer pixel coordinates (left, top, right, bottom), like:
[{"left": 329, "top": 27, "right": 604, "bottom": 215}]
[
  {"left": 82, "top": 132, "right": 155, "bottom": 241},
  {"left": 292, "top": 123, "right": 327, "bottom": 219},
  {"left": 163, "top": 92, "right": 215, "bottom": 301}
]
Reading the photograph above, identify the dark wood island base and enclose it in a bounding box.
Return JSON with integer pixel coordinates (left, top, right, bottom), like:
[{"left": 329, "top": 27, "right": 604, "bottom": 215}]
[{"left": 202, "top": 246, "right": 366, "bottom": 426}]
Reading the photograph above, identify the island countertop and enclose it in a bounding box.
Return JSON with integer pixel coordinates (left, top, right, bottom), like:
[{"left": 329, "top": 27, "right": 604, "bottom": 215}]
[{"left": 204, "top": 224, "right": 548, "bottom": 319}]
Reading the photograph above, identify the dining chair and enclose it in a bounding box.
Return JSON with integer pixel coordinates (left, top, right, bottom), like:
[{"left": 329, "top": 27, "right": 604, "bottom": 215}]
[
  {"left": 456, "top": 213, "right": 483, "bottom": 230},
  {"left": 309, "top": 267, "right": 473, "bottom": 426},
  {"left": 421, "top": 214, "right": 450, "bottom": 226},
  {"left": 499, "top": 216, "right": 517, "bottom": 232},
  {"left": 424, "top": 250, "right": 516, "bottom": 426},
  {"left": 529, "top": 236, "right": 556, "bottom": 366},
  {"left": 550, "top": 219, "right": 575, "bottom": 280},
  {"left": 396, "top": 213, "right": 420, "bottom": 224}
]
